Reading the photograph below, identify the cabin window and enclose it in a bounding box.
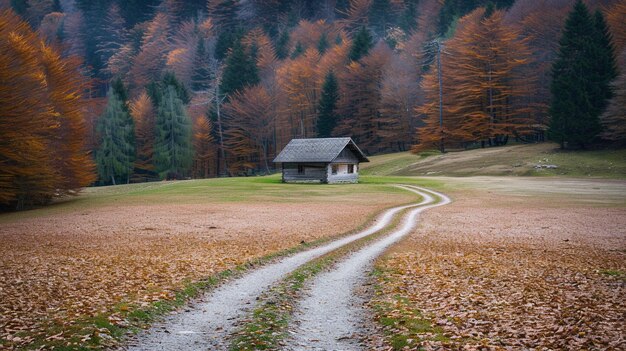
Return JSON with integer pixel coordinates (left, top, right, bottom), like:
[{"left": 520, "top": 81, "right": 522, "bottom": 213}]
[
  {"left": 298, "top": 165, "right": 305, "bottom": 174},
  {"left": 347, "top": 164, "right": 354, "bottom": 174},
  {"left": 331, "top": 165, "right": 338, "bottom": 175}
]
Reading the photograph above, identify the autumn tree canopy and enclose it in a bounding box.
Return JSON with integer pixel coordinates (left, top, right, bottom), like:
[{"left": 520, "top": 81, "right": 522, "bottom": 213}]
[
  {"left": 0, "top": 9, "right": 94, "bottom": 210},
  {"left": 413, "top": 8, "right": 536, "bottom": 152}
]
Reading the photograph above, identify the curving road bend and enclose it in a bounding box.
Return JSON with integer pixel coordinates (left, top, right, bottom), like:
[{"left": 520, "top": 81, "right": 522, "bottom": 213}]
[
  {"left": 285, "top": 186, "right": 451, "bottom": 350},
  {"left": 124, "top": 185, "right": 436, "bottom": 351}
]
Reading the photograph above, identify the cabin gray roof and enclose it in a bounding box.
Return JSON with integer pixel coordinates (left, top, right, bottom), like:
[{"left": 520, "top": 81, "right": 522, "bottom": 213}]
[{"left": 273, "top": 137, "right": 369, "bottom": 163}]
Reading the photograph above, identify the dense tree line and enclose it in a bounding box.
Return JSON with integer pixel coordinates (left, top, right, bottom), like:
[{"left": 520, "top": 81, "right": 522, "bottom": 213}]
[{"left": 0, "top": 0, "right": 624, "bottom": 202}]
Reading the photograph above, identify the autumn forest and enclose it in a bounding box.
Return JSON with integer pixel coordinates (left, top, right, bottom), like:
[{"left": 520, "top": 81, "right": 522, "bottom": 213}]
[{"left": 1, "top": 0, "right": 625, "bottom": 209}]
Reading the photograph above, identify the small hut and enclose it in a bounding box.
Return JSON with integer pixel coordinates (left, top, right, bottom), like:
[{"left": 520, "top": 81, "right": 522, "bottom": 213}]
[{"left": 273, "top": 137, "right": 369, "bottom": 184}]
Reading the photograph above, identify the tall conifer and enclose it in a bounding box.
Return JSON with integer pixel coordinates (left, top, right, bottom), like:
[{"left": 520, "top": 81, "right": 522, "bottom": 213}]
[
  {"left": 548, "top": 0, "right": 615, "bottom": 148},
  {"left": 220, "top": 38, "right": 259, "bottom": 97},
  {"left": 349, "top": 27, "right": 374, "bottom": 61},
  {"left": 154, "top": 85, "right": 193, "bottom": 179},
  {"left": 96, "top": 86, "right": 136, "bottom": 185},
  {"left": 317, "top": 71, "right": 340, "bottom": 138},
  {"left": 369, "top": 0, "right": 392, "bottom": 35},
  {"left": 192, "top": 39, "right": 211, "bottom": 92}
]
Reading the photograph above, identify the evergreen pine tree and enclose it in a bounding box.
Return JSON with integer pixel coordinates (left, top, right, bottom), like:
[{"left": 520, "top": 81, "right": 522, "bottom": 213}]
[
  {"left": 119, "top": 0, "right": 160, "bottom": 28},
  {"left": 369, "top": 0, "right": 392, "bottom": 36},
  {"left": 75, "top": 1, "right": 109, "bottom": 79},
  {"left": 349, "top": 27, "right": 374, "bottom": 61},
  {"left": 548, "top": 0, "right": 602, "bottom": 149},
  {"left": 154, "top": 84, "right": 193, "bottom": 179},
  {"left": 52, "top": 0, "right": 62, "bottom": 12},
  {"left": 147, "top": 72, "right": 191, "bottom": 107},
  {"left": 317, "top": 33, "right": 329, "bottom": 55},
  {"left": 317, "top": 71, "right": 340, "bottom": 138},
  {"left": 220, "top": 38, "right": 260, "bottom": 97},
  {"left": 96, "top": 87, "right": 136, "bottom": 185},
  {"left": 192, "top": 39, "right": 212, "bottom": 92},
  {"left": 291, "top": 41, "right": 304, "bottom": 59},
  {"left": 275, "top": 30, "right": 290, "bottom": 59},
  {"left": 10, "top": 0, "right": 29, "bottom": 18},
  {"left": 399, "top": 0, "right": 418, "bottom": 33},
  {"left": 214, "top": 28, "right": 244, "bottom": 60},
  {"left": 111, "top": 77, "right": 130, "bottom": 111}
]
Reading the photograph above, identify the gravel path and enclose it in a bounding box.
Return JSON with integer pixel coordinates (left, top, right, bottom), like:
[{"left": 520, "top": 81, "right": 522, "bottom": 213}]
[
  {"left": 124, "top": 186, "right": 429, "bottom": 351},
  {"left": 285, "top": 186, "right": 451, "bottom": 350}
]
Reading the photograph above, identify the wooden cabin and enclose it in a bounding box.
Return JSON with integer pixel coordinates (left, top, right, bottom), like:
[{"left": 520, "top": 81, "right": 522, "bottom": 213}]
[{"left": 273, "top": 138, "right": 369, "bottom": 184}]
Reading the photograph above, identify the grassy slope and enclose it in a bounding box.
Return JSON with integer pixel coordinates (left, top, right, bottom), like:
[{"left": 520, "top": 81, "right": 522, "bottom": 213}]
[{"left": 361, "top": 143, "right": 626, "bottom": 179}]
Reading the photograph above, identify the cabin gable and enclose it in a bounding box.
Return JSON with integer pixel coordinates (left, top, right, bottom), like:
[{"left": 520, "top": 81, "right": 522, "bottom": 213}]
[{"left": 331, "top": 147, "right": 359, "bottom": 163}]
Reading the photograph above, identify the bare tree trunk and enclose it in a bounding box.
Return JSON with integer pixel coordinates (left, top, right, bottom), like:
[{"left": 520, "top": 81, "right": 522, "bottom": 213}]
[
  {"left": 262, "top": 142, "right": 270, "bottom": 175},
  {"left": 436, "top": 40, "right": 445, "bottom": 153},
  {"left": 216, "top": 89, "right": 228, "bottom": 176}
]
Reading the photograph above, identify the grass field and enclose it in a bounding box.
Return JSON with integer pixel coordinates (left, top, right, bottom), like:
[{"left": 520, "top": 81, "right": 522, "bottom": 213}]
[{"left": 361, "top": 143, "right": 626, "bottom": 178}]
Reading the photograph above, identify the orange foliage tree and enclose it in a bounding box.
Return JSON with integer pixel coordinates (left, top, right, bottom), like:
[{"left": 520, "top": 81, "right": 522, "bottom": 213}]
[
  {"left": 0, "top": 9, "right": 94, "bottom": 210},
  {"left": 128, "top": 13, "right": 172, "bottom": 90},
  {"left": 242, "top": 27, "right": 278, "bottom": 80},
  {"left": 605, "top": 0, "right": 626, "bottom": 58},
  {"left": 277, "top": 48, "right": 321, "bottom": 139},
  {"left": 339, "top": 0, "right": 372, "bottom": 33},
  {"left": 223, "top": 84, "right": 278, "bottom": 174},
  {"left": 379, "top": 54, "right": 421, "bottom": 152},
  {"left": 505, "top": 0, "right": 573, "bottom": 130},
  {"left": 414, "top": 8, "right": 536, "bottom": 152},
  {"left": 188, "top": 95, "right": 217, "bottom": 178},
  {"left": 192, "top": 115, "right": 217, "bottom": 178},
  {"left": 130, "top": 91, "right": 157, "bottom": 182},
  {"left": 335, "top": 42, "right": 392, "bottom": 154},
  {"left": 166, "top": 20, "right": 199, "bottom": 88}
]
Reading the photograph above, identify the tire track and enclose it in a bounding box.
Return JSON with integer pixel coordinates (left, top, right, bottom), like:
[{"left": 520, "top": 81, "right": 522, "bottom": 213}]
[
  {"left": 124, "top": 186, "right": 433, "bottom": 351},
  {"left": 285, "top": 186, "right": 451, "bottom": 350}
]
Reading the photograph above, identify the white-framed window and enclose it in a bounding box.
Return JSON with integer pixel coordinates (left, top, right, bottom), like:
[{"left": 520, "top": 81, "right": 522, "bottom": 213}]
[
  {"left": 331, "top": 164, "right": 338, "bottom": 175},
  {"left": 347, "top": 164, "right": 354, "bottom": 174}
]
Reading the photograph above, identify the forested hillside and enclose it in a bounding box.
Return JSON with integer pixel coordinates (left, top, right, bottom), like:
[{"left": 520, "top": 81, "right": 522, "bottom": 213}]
[{"left": 1, "top": 0, "right": 625, "bottom": 208}]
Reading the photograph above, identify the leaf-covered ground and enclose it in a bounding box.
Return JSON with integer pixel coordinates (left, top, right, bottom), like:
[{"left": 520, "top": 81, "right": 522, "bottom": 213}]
[
  {"left": 370, "top": 180, "right": 626, "bottom": 350},
  {"left": 0, "top": 179, "right": 412, "bottom": 350}
]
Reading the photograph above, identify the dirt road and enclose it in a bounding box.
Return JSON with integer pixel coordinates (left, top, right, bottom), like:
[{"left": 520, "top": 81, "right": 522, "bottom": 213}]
[{"left": 285, "top": 186, "right": 450, "bottom": 350}]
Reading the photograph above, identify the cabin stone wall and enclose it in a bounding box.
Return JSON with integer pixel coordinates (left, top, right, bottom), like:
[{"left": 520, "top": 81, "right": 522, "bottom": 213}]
[{"left": 326, "top": 163, "right": 358, "bottom": 184}]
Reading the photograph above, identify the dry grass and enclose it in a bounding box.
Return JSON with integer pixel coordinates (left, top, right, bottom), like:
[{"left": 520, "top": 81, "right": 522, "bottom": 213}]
[
  {"left": 362, "top": 143, "right": 626, "bottom": 178},
  {"left": 372, "top": 178, "right": 626, "bottom": 350},
  {"left": 0, "top": 177, "right": 414, "bottom": 349}
]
